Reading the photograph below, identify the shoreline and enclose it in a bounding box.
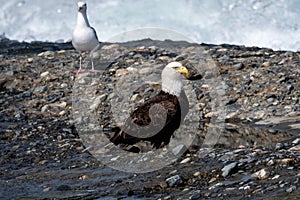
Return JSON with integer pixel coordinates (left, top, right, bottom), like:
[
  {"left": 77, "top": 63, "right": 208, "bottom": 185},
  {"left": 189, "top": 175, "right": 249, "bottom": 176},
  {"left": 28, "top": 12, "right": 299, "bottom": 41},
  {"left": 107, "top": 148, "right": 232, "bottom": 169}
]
[{"left": 0, "top": 38, "right": 299, "bottom": 199}]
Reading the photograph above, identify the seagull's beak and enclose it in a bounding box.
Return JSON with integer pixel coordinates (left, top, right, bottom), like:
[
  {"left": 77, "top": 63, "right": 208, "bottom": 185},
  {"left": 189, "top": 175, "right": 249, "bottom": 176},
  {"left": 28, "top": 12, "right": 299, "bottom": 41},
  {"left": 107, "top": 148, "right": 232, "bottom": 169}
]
[{"left": 176, "top": 66, "right": 189, "bottom": 77}]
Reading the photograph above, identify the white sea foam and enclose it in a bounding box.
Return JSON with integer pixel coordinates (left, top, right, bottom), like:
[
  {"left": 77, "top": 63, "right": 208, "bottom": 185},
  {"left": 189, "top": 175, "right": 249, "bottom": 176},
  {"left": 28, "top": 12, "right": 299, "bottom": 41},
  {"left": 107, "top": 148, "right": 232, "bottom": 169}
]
[{"left": 0, "top": 0, "right": 299, "bottom": 51}]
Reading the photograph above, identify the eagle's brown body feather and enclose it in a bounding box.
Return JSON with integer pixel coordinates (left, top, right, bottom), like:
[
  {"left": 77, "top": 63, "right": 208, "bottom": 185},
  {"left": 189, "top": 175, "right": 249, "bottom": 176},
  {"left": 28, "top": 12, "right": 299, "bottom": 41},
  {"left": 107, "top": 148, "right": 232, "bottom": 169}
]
[{"left": 110, "top": 90, "right": 189, "bottom": 149}]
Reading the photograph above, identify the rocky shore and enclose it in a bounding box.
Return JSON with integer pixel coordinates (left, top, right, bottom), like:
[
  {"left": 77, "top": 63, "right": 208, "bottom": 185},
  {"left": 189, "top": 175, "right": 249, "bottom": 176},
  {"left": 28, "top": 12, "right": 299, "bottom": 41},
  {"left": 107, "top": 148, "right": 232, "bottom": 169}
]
[{"left": 0, "top": 38, "right": 299, "bottom": 199}]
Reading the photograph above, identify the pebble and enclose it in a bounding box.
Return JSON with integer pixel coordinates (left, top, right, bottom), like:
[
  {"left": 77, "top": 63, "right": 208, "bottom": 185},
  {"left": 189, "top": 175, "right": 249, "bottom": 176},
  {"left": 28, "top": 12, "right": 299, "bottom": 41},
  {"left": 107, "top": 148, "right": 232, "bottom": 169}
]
[
  {"left": 59, "top": 110, "right": 66, "bottom": 116},
  {"left": 34, "top": 85, "right": 47, "bottom": 93},
  {"left": 233, "top": 63, "right": 244, "bottom": 70},
  {"left": 5, "top": 71, "right": 14, "bottom": 76},
  {"left": 60, "top": 83, "right": 68, "bottom": 89},
  {"left": 40, "top": 71, "right": 49, "bottom": 77},
  {"left": 286, "top": 185, "right": 296, "bottom": 193},
  {"left": 130, "top": 94, "right": 142, "bottom": 102},
  {"left": 272, "top": 175, "right": 280, "bottom": 180},
  {"left": 275, "top": 143, "right": 284, "bottom": 150},
  {"left": 41, "top": 105, "right": 49, "bottom": 113},
  {"left": 165, "top": 175, "right": 183, "bottom": 187},
  {"left": 27, "top": 58, "right": 33, "bottom": 63},
  {"left": 292, "top": 138, "right": 300, "bottom": 145},
  {"left": 288, "top": 145, "right": 300, "bottom": 152},
  {"left": 180, "top": 157, "right": 191, "bottom": 164},
  {"left": 193, "top": 171, "right": 201, "bottom": 177},
  {"left": 221, "top": 162, "right": 238, "bottom": 177},
  {"left": 253, "top": 168, "right": 270, "bottom": 180},
  {"left": 190, "top": 192, "right": 201, "bottom": 200}
]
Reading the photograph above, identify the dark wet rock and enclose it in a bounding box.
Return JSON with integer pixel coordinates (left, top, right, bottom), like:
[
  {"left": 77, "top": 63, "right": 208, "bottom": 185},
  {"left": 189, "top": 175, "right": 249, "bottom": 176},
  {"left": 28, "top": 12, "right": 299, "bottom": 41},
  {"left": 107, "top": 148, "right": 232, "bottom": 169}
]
[
  {"left": 56, "top": 184, "right": 72, "bottom": 191},
  {"left": 165, "top": 175, "right": 183, "bottom": 187},
  {"left": 190, "top": 192, "right": 202, "bottom": 200},
  {"left": 275, "top": 142, "right": 284, "bottom": 150}
]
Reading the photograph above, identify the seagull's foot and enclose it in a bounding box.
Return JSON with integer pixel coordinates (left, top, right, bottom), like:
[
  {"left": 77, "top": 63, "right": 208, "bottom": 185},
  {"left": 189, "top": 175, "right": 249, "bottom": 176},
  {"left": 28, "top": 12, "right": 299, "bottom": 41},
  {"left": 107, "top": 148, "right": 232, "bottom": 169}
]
[{"left": 74, "top": 69, "right": 85, "bottom": 74}]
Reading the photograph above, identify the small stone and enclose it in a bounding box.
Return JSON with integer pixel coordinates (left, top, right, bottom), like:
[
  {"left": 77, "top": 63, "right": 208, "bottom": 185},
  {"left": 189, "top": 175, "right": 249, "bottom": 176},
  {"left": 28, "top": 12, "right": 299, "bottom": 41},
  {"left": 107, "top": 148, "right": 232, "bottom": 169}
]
[
  {"left": 272, "top": 174, "right": 280, "bottom": 180},
  {"left": 275, "top": 142, "right": 284, "bottom": 150},
  {"left": 180, "top": 157, "right": 191, "bottom": 164},
  {"left": 158, "top": 56, "right": 170, "bottom": 61},
  {"left": 115, "top": 69, "right": 128, "bottom": 77},
  {"left": 208, "top": 177, "right": 217, "bottom": 183},
  {"left": 281, "top": 158, "right": 294, "bottom": 164},
  {"left": 209, "top": 182, "right": 223, "bottom": 190},
  {"left": 59, "top": 110, "right": 66, "bottom": 116},
  {"left": 38, "top": 160, "right": 48, "bottom": 165},
  {"left": 225, "top": 112, "right": 237, "bottom": 119},
  {"left": 57, "top": 135, "right": 63, "bottom": 141},
  {"left": 253, "top": 168, "right": 270, "bottom": 180},
  {"left": 267, "top": 97, "right": 274, "bottom": 103},
  {"left": 292, "top": 138, "right": 300, "bottom": 145},
  {"left": 58, "top": 102, "right": 67, "bottom": 108},
  {"left": 288, "top": 145, "right": 300, "bottom": 152},
  {"left": 130, "top": 94, "right": 142, "bottom": 102},
  {"left": 57, "top": 50, "right": 66, "bottom": 54},
  {"left": 261, "top": 61, "right": 270, "bottom": 67},
  {"left": 233, "top": 63, "right": 244, "bottom": 70},
  {"left": 40, "top": 71, "right": 49, "bottom": 77},
  {"left": 221, "top": 162, "right": 238, "bottom": 177},
  {"left": 60, "top": 83, "right": 68, "bottom": 89},
  {"left": 34, "top": 85, "right": 47, "bottom": 93},
  {"left": 5, "top": 71, "right": 14, "bottom": 76},
  {"left": 190, "top": 192, "right": 201, "bottom": 200},
  {"left": 41, "top": 105, "right": 49, "bottom": 113},
  {"left": 165, "top": 175, "right": 183, "bottom": 187},
  {"left": 286, "top": 84, "right": 294, "bottom": 92},
  {"left": 193, "top": 171, "right": 201, "bottom": 177},
  {"left": 79, "top": 175, "right": 89, "bottom": 180},
  {"left": 90, "top": 95, "right": 107, "bottom": 110},
  {"left": 204, "top": 112, "right": 217, "bottom": 118},
  {"left": 286, "top": 185, "right": 296, "bottom": 193},
  {"left": 27, "top": 58, "right": 33, "bottom": 63},
  {"left": 43, "top": 51, "right": 54, "bottom": 57},
  {"left": 267, "top": 159, "right": 275, "bottom": 166},
  {"left": 43, "top": 187, "right": 51, "bottom": 192},
  {"left": 99, "top": 94, "right": 108, "bottom": 102},
  {"left": 37, "top": 126, "right": 45, "bottom": 132}
]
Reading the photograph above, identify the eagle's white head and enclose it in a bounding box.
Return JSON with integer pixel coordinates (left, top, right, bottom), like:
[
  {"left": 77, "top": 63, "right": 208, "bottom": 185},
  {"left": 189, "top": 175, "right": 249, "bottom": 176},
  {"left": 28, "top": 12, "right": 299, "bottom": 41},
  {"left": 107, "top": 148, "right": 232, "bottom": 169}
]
[{"left": 161, "top": 62, "right": 188, "bottom": 96}]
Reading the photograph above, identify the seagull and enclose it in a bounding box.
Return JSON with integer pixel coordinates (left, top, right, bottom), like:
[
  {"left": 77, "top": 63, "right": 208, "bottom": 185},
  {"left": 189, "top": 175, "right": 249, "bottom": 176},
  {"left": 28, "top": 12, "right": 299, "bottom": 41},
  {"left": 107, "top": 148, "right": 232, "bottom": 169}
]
[{"left": 72, "top": 2, "right": 100, "bottom": 73}]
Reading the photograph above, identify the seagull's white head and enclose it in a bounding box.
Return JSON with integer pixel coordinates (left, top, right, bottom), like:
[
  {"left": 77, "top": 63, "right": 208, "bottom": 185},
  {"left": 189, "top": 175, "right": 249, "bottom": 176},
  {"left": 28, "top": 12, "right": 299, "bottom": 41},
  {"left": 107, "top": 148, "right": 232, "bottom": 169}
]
[{"left": 77, "top": 2, "right": 87, "bottom": 13}]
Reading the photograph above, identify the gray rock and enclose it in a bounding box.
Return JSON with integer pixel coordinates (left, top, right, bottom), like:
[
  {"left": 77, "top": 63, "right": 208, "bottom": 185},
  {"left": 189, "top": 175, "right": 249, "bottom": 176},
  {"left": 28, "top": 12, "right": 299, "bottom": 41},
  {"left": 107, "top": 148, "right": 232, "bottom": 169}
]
[
  {"left": 292, "top": 138, "right": 300, "bottom": 145},
  {"left": 286, "top": 185, "right": 296, "bottom": 193},
  {"left": 233, "top": 63, "right": 244, "bottom": 70},
  {"left": 34, "top": 85, "right": 47, "bottom": 93},
  {"left": 166, "top": 175, "right": 183, "bottom": 187},
  {"left": 253, "top": 168, "right": 270, "bottom": 180},
  {"left": 221, "top": 162, "right": 238, "bottom": 177},
  {"left": 5, "top": 71, "right": 14, "bottom": 76},
  {"left": 275, "top": 143, "right": 284, "bottom": 150},
  {"left": 190, "top": 192, "right": 201, "bottom": 200}
]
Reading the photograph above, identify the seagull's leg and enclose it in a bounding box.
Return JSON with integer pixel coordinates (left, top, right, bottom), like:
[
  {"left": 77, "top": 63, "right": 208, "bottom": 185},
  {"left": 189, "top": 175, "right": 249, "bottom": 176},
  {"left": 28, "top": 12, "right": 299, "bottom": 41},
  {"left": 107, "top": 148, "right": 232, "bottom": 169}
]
[
  {"left": 88, "top": 43, "right": 101, "bottom": 72},
  {"left": 74, "top": 53, "right": 85, "bottom": 74}
]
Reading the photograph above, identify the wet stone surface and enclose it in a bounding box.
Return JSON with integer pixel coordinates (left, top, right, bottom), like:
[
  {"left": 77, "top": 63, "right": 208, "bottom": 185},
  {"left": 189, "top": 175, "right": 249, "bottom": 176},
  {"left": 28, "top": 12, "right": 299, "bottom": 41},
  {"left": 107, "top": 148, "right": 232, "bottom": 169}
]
[{"left": 0, "top": 38, "right": 299, "bottom": 199}]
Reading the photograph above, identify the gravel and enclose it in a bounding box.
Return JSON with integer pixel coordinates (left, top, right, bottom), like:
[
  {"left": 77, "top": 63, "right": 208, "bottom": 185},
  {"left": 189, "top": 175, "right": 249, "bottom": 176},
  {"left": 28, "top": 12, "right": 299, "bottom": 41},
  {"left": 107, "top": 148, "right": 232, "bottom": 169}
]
[{"left": 0, "top": 38, "right": 299, "bottom": 199}]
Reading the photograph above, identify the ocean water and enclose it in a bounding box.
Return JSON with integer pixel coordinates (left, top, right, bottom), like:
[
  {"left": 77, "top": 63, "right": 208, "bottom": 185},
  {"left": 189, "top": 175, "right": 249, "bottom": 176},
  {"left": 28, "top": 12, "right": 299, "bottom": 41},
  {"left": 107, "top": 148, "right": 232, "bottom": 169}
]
[{"left": 0, "top": 0, "right": 300, "bottom": 51}]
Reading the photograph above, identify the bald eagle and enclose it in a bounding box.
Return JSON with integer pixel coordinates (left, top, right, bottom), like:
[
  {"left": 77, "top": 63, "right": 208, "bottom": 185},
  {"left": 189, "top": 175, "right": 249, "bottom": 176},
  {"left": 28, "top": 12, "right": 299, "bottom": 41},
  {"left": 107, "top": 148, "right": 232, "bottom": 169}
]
[{"left": 110, "top": 62, "right": 189, "bottom": 151}]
